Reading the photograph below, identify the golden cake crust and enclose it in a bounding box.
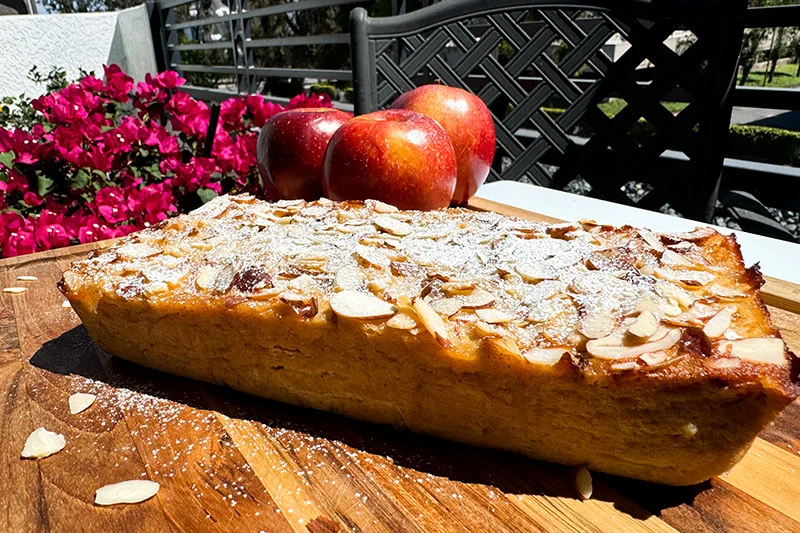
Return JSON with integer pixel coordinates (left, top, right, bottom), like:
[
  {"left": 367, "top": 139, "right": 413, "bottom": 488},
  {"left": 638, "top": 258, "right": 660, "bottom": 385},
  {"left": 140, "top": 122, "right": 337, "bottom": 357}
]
[{"left": 59, "top": 195, "right": 799, "bottom": 485}]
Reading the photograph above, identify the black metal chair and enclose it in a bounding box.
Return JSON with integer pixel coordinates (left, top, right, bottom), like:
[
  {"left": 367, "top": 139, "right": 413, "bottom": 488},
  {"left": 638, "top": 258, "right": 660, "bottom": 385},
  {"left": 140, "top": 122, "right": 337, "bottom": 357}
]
[{"left": 349, "top": 0, "right": 761, "bottom": 230}]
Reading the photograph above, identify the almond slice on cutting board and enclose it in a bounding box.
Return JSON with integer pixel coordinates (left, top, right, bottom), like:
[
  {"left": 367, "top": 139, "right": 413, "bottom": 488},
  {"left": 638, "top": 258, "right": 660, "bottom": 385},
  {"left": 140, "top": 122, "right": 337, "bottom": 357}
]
[
  {"left": 21, "top": 427, "right": 66, "bottom": 459},
  {"left": 95, "top": 480, "right": 160, "bottom": 506},
  {"left": 68, "top": 393, "right": 97, "bottom": 414}
]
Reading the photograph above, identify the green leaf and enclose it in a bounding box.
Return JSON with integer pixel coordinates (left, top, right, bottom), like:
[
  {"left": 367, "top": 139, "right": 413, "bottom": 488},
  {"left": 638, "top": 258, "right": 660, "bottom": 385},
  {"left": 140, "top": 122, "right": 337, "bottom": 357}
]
[
  {"left": 37, "top": 174, "right": 55, "bottom": 196},
  {"left": 0, "top": 151, "right": 15, "bottom": 168},
  {"left": 71, "top": 169, "right": 90, "bottom": 190},
  {"left": 196, "top": 188, "right": 217, "bottom": 204}
]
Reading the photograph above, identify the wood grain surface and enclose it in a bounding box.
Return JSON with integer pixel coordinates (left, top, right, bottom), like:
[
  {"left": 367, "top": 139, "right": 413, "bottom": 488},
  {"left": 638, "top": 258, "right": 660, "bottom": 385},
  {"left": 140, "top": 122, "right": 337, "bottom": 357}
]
[{"left": 1, "top": 199, "right": 799, "bottom": 533}]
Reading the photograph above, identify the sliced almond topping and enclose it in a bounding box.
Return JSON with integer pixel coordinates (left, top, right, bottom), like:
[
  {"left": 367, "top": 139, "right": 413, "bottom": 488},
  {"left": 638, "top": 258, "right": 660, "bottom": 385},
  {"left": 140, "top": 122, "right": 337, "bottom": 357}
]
[
  {"left": 573, "top": 467, "right": 593, "bottom": 500},
  {"left": 21, "top": 427, "right": 66, "bottom": 459},
  {"left": 639, "top": 351, "right": 668, "bottom": 366},
  {"left": 579, "top": 312, "right": 615, "bottom": 339},
  {"left": 485, "top": 335, "right": 521, "bottom": 357},
  {"left": 413, "top": 297, "right": 452, "bottom": 348},
  {"left": 144, "top": 281, "right": 168, "bottom": 296},
  {"left": 473, "top": 320, "right": 500, "bottom": 338},
  {"left": 586, "top": 328, "right": 681, "bottom": 360},
  {"left": 16, "top": 275, "right": 38, "bottom": 281},
  {"left": 369, "top": 200, "right": 399, "bottom": 213},
  {"left": 660, "top": 249, "right": 695, "bottom": 268},
  {"left": 195, "top": 266, "right": 218, "bottom": 290},
  {"left": 662, "top": 302, "right": 718, "bottom": 326},
  {"left": 662, "top": 227, "right": 716, "bottom": 242},
  {"left": 334, "top": 224, "right": 362, "bottom": 234},
  {"left": 654, "top": 267, "right": 715, "bottom": 287},
  {"left": 248, "top": 288, "right": 281, "bottom": 301},
  {"left": 68, "top": 393, "right": 96, "bottom": 414},
  {"left": 359, "top": 236, "right": 386, "bottom": 247},
  {"left": 117, "top": 243, "right": 161, "bottom": 259},
  {"left": 330, "top": 290, "right": 395, "bottom": 320},
  {"left": 522, "top": 347, "right": 568, "bottom": 366},
  {"left": 610, "top": 361, "right": 638, "bottom": 372},
  {"left": 723, "top": 328, "right": 742, "bottom": 340},
  {"left": 707, "top": 284, "right": 748, "bottom": 300},
  {"left": 655, "top": 281, "right": 693, "bottom": 308},
  {"left": 440, "top": 281, "right": 477, "bottom": 295},
  {"left": 355, "top": 245, "right": 390, "bottom": 269},
  {"left": 396, "top": 295, "right": 413, "bottom": 309},
  {"left": 95, "top": 480, "right": 160, "bottom": 506},
  {"left": 294, "top": 252, "right": 327, "bottom": 270},
  {"left": 709, "top": 357, "right": 742, "bottom": 369},
  {"left": 279, "top": 292, "right": 318, "bottom": 319},
  {"left": 639, "top": 264, "right": 655, "bottom": 276},
  {"left": 386, "top": 311, "right": 417, "bottom": 330},
  {"left": 459, "top": 289, "right": 496, "bottom": 309},
  {"left": 546, "top": 222, "right": 580, "bottom": 239},
  {"left": 659, "top": 301, "right": 682, "bottom": 317},
  {"left": 429, "top": 298, "right": 463, "bottom": 317},
  {"left": 475, "top": 308, "right": 515, "bottom": 324},
  {"left": 635, "top": 299, "right": 661, "bottom": 315},
  {"left": 334, "top": 266, "right": 366, "bottom": 291},
  {"left": 628, "top": 311, "right": 658, "bottom": 338},
  {"left": 367, "top": 279, "right": 388, "bottom": 298},
  {"left": 515, "top": 263, "right": 558, "bottom": 283},
  {"left": 374, "top": 215, "right": 412, "bottom": 236},
  {"left": 638, "top": 228, "right": 665, "bottom": 252},
  {"left": 716, "top": 338, "right": 785, "bottom": 365},
  {"left": 62, "top": 300, "right": 72, "bottom": 308},
  {"left": 703, "top": 307, "right": 735, "bottom": 338},
  {"left": 3, "top": 287, "right": 27, "bottom": 294}
]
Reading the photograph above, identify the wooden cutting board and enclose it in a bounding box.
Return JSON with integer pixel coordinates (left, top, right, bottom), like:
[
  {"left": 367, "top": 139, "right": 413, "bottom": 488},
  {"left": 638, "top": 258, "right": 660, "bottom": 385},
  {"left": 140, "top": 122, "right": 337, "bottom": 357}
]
[{"left": 2, "top": 199, "right": 799, "bottom": 533}]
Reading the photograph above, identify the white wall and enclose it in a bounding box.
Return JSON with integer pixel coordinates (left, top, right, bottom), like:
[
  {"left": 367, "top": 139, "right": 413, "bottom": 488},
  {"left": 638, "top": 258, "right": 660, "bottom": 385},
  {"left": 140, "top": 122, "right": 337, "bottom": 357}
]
[{"left": 0, "top": 4, "right": 157, "bottom": 98}]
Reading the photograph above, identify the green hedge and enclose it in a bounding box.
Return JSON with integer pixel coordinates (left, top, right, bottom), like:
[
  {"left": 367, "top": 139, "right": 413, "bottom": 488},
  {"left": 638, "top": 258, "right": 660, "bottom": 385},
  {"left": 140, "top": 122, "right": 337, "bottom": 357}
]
[
  {"left": 309, "top": 83, "right": 336, "bottom": 99},
  {"left": 727, "top": 124, "right": 800, "bottom": 167},
  {"left": 541, "top": 107, "right": 800, "bottom": 167}
]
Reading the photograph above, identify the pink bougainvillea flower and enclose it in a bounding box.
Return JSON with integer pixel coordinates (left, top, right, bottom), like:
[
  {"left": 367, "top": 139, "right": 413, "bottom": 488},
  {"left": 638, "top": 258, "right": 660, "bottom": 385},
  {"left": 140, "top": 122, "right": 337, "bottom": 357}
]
[
  {"left": 134, "top": 182, "right": 177, "bottom": 225},
  {"left": 86, "top": 144, "right": 113, "bottom": 173},
  {"left": 1, "top": 213, "right": 36, "bottom": 258},
  {"left": 103, "top": 64, "right": 134, "bottom": 102},
  {"left": 5, "top": 169, "right": 30, "bottom": 195},
  {"left": 138, "top": 122, "right": 179, "bottom": 155},
  {"left": 169, "top": 156, "right": 217, "bottom": 192},
  {"left": 166, "top": 91, "right": 210, "bottom": 137},
  {"left": 23, "top": 191, "right": 44, "bottom": 207},
  {"left": 243, "top": 94, "right": 281, "bottom": 128},
  {"left": 80, "top": 75, "right": 105, "bottom": 93},
  {"left": 286, "top": 92, "right": 333, "bottom": 110},
  {"left": 33, "top": 209, "right": 72, "bottom": 250},
  {"left": 220, "top": 97, "right": 247, "bottom": 129},
  {"left": 0, "top": 63, "right": 317, "bottom": 258},
  {"left": 76, "top": 213, "right": 127, "bottom": 244},
  {"left": 94, "top": 186, "right": 130, "bottom": 224},
  {"left": 155, "top": 70, "right": 185, "bottom": 90}
]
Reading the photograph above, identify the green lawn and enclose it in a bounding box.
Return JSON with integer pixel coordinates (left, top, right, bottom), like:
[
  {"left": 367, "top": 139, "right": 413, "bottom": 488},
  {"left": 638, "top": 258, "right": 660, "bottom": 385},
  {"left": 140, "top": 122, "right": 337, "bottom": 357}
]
[
  {"left": 597, "top": 99, "right": 689, "bottom": 118},
  {"left": 742, "top": 63, "right": 800, "bottom": 88}
]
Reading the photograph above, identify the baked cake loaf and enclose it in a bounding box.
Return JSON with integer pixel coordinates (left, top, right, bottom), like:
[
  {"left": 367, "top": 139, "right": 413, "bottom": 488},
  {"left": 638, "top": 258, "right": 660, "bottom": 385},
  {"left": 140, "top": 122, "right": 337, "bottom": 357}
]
[{"left": 59, "top": 195, "right": 799, "bottom": 485}]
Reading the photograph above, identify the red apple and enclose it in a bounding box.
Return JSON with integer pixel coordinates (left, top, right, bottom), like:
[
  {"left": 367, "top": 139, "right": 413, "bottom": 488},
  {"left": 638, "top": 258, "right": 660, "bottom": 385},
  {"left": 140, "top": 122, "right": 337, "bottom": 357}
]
[
  {"left": 322, "top": 109, "right": 457, "bottom": 210},
  {"left": 257, "top": 108, "right": 353, "bottom": 201},
  {"left": 390, "top": 85, "right": 496, "bottom": 205}
]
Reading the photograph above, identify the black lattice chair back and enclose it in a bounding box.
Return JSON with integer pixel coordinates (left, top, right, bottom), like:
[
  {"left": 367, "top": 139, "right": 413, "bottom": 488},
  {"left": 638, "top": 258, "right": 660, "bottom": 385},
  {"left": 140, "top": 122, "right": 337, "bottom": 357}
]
[{"left": 350, "top": 0, "right": 747, "bottom": 222}]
